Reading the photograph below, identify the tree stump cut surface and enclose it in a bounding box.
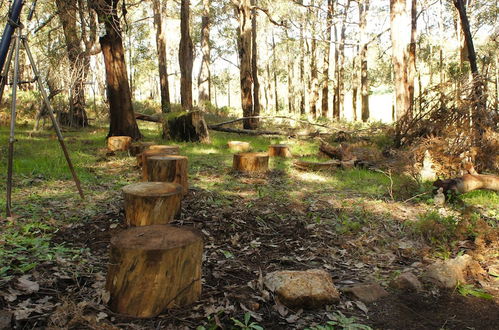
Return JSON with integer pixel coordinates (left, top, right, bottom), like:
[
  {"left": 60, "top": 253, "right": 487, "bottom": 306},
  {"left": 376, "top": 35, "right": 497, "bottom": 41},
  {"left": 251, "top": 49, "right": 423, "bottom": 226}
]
[
  {"left": 122, "top": 182, "right": 182, "bottom": 226},
  {"left": 137, "top": 146, "right": 180, "bottom": 167},
  {"left": 106, "top": 225, "right": 203, "bottom": 317},
  {"left": 145, "top": 156, "right": 189, "bottom": 195},
  {"left": 107, "top": 136, "right": 132, "bottom": 152},
  {"left": 129, "top": 142, "right": 155, "bottom": 156},
  {"left": 268, "top": 144, "right": 292, "bottom": 158},
  {"left": 228, "top": 141, "right": 251, "bottom": 152},
  {"left": 233, "top": 152, "right": 269, "bottom": 172}
]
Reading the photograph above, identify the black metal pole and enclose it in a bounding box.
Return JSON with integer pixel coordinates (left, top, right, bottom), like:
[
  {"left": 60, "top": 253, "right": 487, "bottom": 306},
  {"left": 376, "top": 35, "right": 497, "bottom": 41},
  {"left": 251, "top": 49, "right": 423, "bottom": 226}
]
[{"left": 0, "top": 0, "right": 24, "bottom": 74}]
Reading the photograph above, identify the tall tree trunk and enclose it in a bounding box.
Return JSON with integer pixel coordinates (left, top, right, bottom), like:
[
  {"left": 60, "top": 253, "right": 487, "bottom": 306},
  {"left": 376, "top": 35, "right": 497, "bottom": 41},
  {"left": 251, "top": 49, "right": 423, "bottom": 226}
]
[
  {"left": 271, "top": 29, "right": 279, "bottom": 113},
  {"left": 198, "top": 0, "right": 211, "bottom": 107},
  {"left": 179, "top": 0, "right": 194, "bottom": 110},
  {"left": 299, "top": 18, "right": 306, "bottom": 116},
  {"left": 251, "top": 0, "right": 261, "bottom": 119},
  {"left": 152, "top": 0, "right": 171, "bottom": 113},
  {"left": 235, "top": 0, "right": 257, "bottom": 129},
  {"left": 352, "top": 49, "right": 358, "bottom": 121},
  {"left": 55, "top": 0, "right": 89, "bottom": 127},
  {"left": 333, "top": 0, "right": 350, "bottom": 120},
  {"left": 286, "top": 36, "right": 295, "bottom": 114},
  {"left": 408, "top": 0, "right": 417, "bottom": 112},
  {"left": 321, "top": 0, "right": 334, "bottom": 118},
  {"left": 359, "top": 0, "right": 370, "bottom": 122},
  {"left": 93, "top": 0, "right": 141, "bottom": 139},
  {"left": 390, "top": 0, "right": 414, "bottom": 120}
]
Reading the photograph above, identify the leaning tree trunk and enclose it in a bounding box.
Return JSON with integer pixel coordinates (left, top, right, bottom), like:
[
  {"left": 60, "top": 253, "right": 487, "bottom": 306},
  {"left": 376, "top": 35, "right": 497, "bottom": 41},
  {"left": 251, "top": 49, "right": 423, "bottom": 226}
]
[
  {"left": 235, "top": 0, "right": 257, "bottom": 129},
  {"left": 359, "top": 0, "right": 370, "bottom": 122},
  {"left": 179, "top": 0, "right": 194, "bottom": 110},
  {"left": 93, "top": 0, "right": 141, "bottom": 139},
  {"left": 390, "top": 0, "right": 414, "bottom": 121},
  {"left": 198, "top": 0, "right": 211, "bottom": 107},
  {"left": 55, "top": 0, "right": 89, "bottom": 127},
  {"left": 152, "top": 0, "right": 171, "bottom": 113}
]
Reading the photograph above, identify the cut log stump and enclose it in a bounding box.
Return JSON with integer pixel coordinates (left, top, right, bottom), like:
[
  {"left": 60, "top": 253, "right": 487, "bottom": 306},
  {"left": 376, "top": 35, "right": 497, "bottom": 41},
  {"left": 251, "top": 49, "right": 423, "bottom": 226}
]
[
  {"left": 122, "top": 182, "right": 182, "bottom": 226},
  {"left": 268, "top": 144, "right": 292, "bottom": 158},
  {"left": 162, "top": 111, "right": 210, "bottom": 143},
  {"left": 144, "top": 155, "right": 189, "bottom": 195},
  {"left": 233, "top": 152, "right": 269, "bottom": 173},
  {"left": 106, "top": 225, "right": 203, "bottom": 317},
  {"left": 137, "top": 145, "right": 180, "bottom": 167},
  {"left": 107, "top": 136, "right": 132, "bottom": 152},
  {"left": 228, "top": 141, "right": 251, "bottom": 152},
  {"left": 129, "top": 142, "right": 155, "bottom": 156}
]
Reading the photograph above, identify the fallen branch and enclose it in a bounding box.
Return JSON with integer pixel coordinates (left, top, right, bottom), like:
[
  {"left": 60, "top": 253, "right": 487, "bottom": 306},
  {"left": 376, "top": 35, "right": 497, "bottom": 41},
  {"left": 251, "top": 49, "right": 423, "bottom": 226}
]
[
  {"left": 433, "top": 163, "right": 499, "bottom": 194},
  {"left": 319, "top": 140, "right": 356, "bottom": 161},
  {"left": 293, "top": 159, "right": 356, "bottom": 171},
  {"left": 210, "top": 116, "right": 331, "bottom": 129},
  {"left": 135, "top": 113, "right": 162, "bottom": 123},
  {"left": 207, "top": 125, "right": 283, "bottom": 136}
]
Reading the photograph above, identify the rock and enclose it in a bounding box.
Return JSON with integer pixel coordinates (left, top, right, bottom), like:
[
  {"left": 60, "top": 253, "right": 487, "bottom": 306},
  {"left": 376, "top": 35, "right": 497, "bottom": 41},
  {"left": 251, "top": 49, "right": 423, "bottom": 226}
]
[
  {"left": 390, "top": 272, "right": 423, "bottom": 292},
  {"left": 423, "top": 254, "right": 480, "bottom": 288},
  {"left": 0, "top": 311, "right": 12, "bottom": 330},
  {"left": 343, "top": 283, "right": 389, "bottom": 303},
  {"left": 264, "top": 269, "right": 340, "bottom": 309}
]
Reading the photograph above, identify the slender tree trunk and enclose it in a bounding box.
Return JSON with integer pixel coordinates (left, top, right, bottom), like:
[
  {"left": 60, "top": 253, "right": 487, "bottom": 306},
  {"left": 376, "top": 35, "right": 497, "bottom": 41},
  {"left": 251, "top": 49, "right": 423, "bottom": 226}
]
[
  {"left": 352, "top": 49, "right": 358, "bottom": 121},
  {"left": 179, "top": 0, "right": 194, "bottom": 110},
  {"left": 251, "top": 0, "right": 261, "bottom": 119},
  {"left": 390, "top": 0, "right": 414, "bottom": 120},
  {"left": 235, "top": 0, "right": 257, "bottom": 129},
  {"left": 286, "top": 36, "right": 295, "bottom": 114},
  {"left": 321, "top": 0, "right": 334, "bottom": 118},
  {"left": 152, "top": 0, "right": 171, "bottom": 113},
  {"left": 359, "top": 0, "right": 370, "bottom": 122},
  {"left": 337, "top": 0, "right": 350, "bottom": 120},
  {"left": 93, "top": 0, "right": 141, "bottom": 139},
  {"left": 271, "top": 29, "right": 279, "bottom": 113},
  {"left": 55, "top": 0, "right": 89, "bottom": 127},
  {"left": 299, "top": 19, "right": 306, "bottom": 115},
  {"left": 198, "top": 0, "right": 211, "bottom": 107},
  {"left": 407, "top": 0, "right": 417, "bottom": 112}
]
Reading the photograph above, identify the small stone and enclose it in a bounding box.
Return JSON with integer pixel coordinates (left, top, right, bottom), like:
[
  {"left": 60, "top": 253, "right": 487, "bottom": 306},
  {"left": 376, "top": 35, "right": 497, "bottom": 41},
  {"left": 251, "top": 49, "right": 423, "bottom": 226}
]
[
  {"left": 0, "top": 311, "right": 12, "bottom": 330},
  {"left": 264, "top": 269, "right": 340, "bottom": 309},
  {"left": 343, "top": 283, "right": 389, "bottom": 303},
  {"left": 390, "top": 272, "right": 423, "bottom": 292},
  {"left": 423, "top": 254, "right": 476, "bottom": 289}
]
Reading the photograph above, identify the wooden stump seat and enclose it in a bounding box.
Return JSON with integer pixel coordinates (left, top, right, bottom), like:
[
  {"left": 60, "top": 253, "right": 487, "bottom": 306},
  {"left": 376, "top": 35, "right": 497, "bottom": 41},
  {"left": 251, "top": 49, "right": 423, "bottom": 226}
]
[
  {"left": 137, "top": 145, "right": 180, "bottom": 167},
  {"left": 107, "top": 136, "right": 132, "bottom": 152},
  {"left": 122, "top": 182, "right": 182, "bottom": 226},
  {"left": 106, "top": 225, "right": 203, "bottom": 317},
  {"left": 144, "top": 155, "right": 189, "bottom": 195},
  {"left": 233, "top": 152, "right": 269, "bottom": 173},
  {"left": 268, "top": 144, "right": 292, "bottom": 158},
  {"left": 228, "top": 141, "right": 251, "bottom": 152}
]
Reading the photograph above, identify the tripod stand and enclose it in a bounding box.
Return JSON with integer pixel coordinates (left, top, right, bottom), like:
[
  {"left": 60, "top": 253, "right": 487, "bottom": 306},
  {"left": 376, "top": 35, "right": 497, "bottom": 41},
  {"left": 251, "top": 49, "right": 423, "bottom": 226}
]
[{"left": 1, "top": 23, "right": 84, "bottom": 217}]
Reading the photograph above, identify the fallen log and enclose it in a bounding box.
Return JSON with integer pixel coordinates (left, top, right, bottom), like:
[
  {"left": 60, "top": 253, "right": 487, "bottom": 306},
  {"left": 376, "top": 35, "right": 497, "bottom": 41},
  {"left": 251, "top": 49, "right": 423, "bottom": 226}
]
[
  {"left": 210, "top": 115, "right": 331, "bottom": 129},
  {"left": 293, "top": 159, "right": 356, "bottom": 171},
  {"left": 319, "top": 140, "right": 356, "bottom": 161},
  {"left": 208, "top": 125, "right": 283, "bottom": 136},
  {"left": 433, "top": 164, "right": 499, "bottom": 194},
  {"left": 135, "top": 113, "right": 162, "bottom": 123}
]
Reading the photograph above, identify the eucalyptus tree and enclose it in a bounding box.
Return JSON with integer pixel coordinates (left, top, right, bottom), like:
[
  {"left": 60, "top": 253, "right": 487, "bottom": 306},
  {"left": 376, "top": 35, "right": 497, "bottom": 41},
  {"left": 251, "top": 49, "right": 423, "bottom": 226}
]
[
  {"left": 179, "top": 0, "right": 194, "bottom": 110},
  {"left": 152, "top": 0, "right": 171, "bottom": 113}
]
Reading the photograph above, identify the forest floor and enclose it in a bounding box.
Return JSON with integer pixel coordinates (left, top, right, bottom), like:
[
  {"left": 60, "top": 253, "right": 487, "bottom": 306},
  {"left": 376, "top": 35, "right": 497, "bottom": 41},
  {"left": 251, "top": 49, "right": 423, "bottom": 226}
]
[{"left": 0, "top": 119, "right": 498, "bottom": 330}]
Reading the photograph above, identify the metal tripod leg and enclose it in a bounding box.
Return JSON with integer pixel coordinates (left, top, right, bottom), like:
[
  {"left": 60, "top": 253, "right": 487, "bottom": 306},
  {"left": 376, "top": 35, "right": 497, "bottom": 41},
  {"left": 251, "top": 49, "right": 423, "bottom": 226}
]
[
  {"left": 5, "top": 33, "right": 21, "bottom": 216},
  {"left": 21, "top": 36, "right": 85, "bottom": 201}
]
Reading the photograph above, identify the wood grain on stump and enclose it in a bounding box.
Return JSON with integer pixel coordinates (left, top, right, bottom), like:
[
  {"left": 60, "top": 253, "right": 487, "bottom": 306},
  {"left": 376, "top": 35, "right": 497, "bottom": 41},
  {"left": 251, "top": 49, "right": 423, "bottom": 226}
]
[
  {"left": 144, "top": 155, "right": 189, "bottom": 195},
  {"left": 269, "top": 144, "right": 292, "bottom": 158},
  {"left": 137, "top": 145, "right": 180, "bottom": 168},
  {"left": 228, "top": 141, "right": 251, "bottom": 152},
  {"left": 107, "top": 136, "right": 132, "bottom": 152},
  {"left": 122, "top": 182, "right": 182, "bottom": 226},
  {"left": 106, "top": 225, "right": 203, "bottom": 317},
  {"left": 129, "top": 142, "right": 155, "bottom": 156},
  {"left": 233, "top": 152, "right": 269, "bottom": 172}
]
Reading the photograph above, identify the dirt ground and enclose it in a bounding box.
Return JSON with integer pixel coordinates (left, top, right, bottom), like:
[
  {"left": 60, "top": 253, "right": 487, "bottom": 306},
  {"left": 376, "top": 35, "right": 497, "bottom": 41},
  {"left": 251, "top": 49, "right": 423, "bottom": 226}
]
[{"left": 1, "top": 138, "right": 498, "bottom": 330}]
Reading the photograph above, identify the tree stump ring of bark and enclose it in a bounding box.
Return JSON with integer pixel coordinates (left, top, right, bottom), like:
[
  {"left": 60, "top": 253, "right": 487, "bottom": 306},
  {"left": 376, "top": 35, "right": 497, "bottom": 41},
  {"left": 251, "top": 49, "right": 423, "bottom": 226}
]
[
  {"left": 107, "top": 136, "right": 132, "bottom": 152},
  {"left": 122, "top": 182, "right": 182, "bottom": 226},
  {"left": 106, "top": 225, "right": 203, "bottom": 317},
  {"left": 137, "top": 146, "right": 180, "bottom": 167},
  {"left": 233, "top": 152, "right": 269, "bottom": 172},
  {"left": 268, "top": 144, "right": 292, "bottom": 158}
]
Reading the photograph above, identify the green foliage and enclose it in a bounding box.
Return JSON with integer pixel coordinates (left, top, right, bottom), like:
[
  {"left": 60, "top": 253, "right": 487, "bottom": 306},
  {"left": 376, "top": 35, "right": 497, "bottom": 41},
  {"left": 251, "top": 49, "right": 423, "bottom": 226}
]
[
  {"left": 457, "top": 284, "right": 493, "bottom": 300},
  {"left": 306, "top": 312, "right": 373, "bottom": 330},
  {"left": 133, "top": 99, "right": 161, "bottom": 115},
  {"left": 231, "top": 313, "right": 263, "bottom": 330}
]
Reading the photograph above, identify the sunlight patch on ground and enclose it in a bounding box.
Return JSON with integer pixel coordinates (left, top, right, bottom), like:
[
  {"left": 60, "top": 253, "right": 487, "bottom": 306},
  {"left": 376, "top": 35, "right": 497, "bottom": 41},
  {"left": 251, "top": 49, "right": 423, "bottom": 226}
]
[
  {"left": 294, "top": 171, "right": 329, "bottom": 183},
  {"left": 189, "top": 147, "right": 220, "bottom": 155}
]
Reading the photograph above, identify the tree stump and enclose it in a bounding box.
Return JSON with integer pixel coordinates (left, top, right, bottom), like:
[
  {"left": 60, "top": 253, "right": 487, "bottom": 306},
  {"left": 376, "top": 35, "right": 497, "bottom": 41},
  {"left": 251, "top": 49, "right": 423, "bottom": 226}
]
[
  {"left": 129, "top": 142, "right": 155, "bottom": 156},
  {"left": 228, "top": 141, "right": 251, "bottom": 152},
  {"left": 106, "top": 225, "right": 203, "bottom": 317},
  {"left": 122, "top": 182, "right": 182, "bottom": 226},
  {"left": 268, "top": 144, "right": 292, "bottom": 158},
  {"left": 145, "top": 155, "right": 189, "bottom": 195},
  {"left": 137, "top": 145, "right": 180, "bottom": 167},
  {"left": 107, "top": 136, "right": 132, "bottom": 152},
  {"left": 162, "top": 111, "right": 210, "bottom": 143},
  {"left": 233, "top": 152, "right": 269, "bottom": 173}
]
